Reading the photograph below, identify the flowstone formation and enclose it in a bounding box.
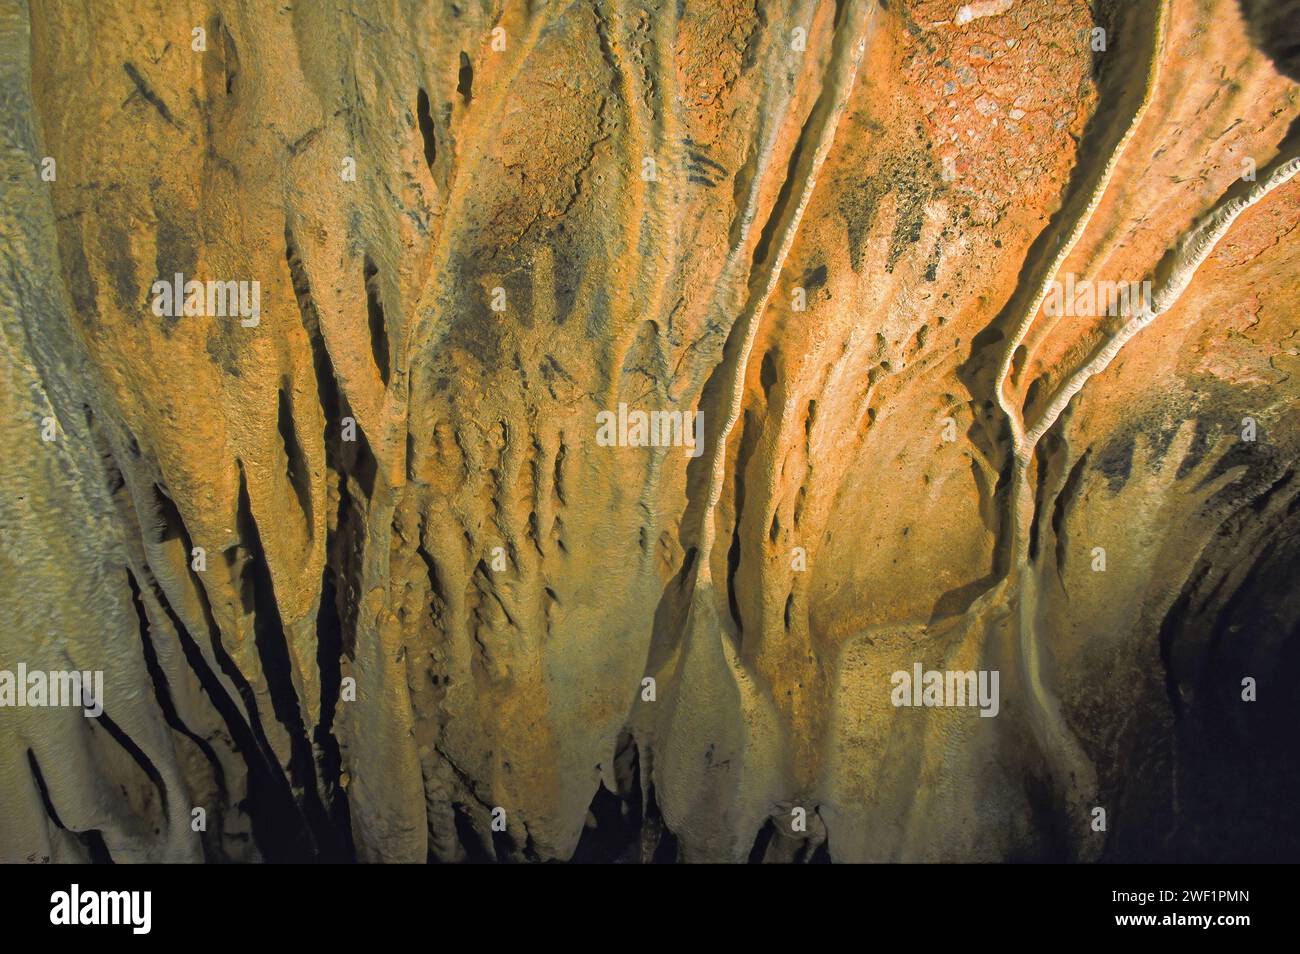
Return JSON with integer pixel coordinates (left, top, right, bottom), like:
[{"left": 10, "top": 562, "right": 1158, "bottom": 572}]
[{"left": 1, "top": 0, "right": 1298, "bottom": 863}]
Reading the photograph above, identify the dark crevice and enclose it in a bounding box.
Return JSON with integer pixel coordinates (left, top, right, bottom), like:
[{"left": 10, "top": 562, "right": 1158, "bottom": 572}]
[
  {"left": 757, "top": 36, "right": 869, "bottom": 264},
  {"left": 87, "top": 710, "right": 171, "bottom": 823},
  {"left": 571, "top": 735, "right": 645, "bottom": 863},
  {"left": 570, "top": 782, "right": 639, "bottom": 863},
  {"left": 416, "top": 539, "right": 449, "bottom": 623},
  {"left": 276, "top": 386, "right": 314, "bottom": 531},
  {"left": 88, "top": 402, "right": 326, "bottom": 861},
  {"left": 570, "top": 739, "right": 681, "bottom": 863},
  {"left": 1052, "top": 450, "right": 1090, "bottom": 583},
  {"left": 749, "top": 130, "right": 806, "bottom": 272},
  {"left": 150, "top": 484, "right": 186, "bottom": 545},
  {"left": 747, "top": 818, "right": 777, "bottom": 862},
  {"left": 451, "top": 805, "right": 493, "bottom": 862},
  {"left": 457, "top": 51, "right": 473, "bottom": 103},
  {"left": 528, "top": 510, "right": 545, "bottom": 557},
  {"left": 1028, "top": 435, "right": 1060, "bottom": 563},
  {"left": 285, "top": 223, "right": 343, "bottom": 428},
  {"left": 491, "top": 820, "right": 519, "bottom": 862},
  {"left": 726, "top": 141, "right": 761, "bottom": 250},
  {"left": 745, "top": 0, "right": 850, "bottom": 274},
  {"left": 313, "top": 565, "right": 354, "bottom": 853},
  {"left": 149, "top": 545, "right": 318, "bottom": 861},
  {"left": 288, "top": 218, "right": 359, "bottom": 846},
  {"left": 746, "top": 814, "right": 829, "bottom": 863},
  {"left": 808, "top": 836, "right": 832, "bottom": 863},
  {"left": 152, "top": 469, "right": 326, "bottom": 860},
  {"left": 760, "top": 348, "right": 778, "bottom": 401},
  {"left": 416, "top": 87, "right": 437, "bottom": 168},
  {"left": 726, "top": 408, "right": 761, "bottom": 642},
  {"left": 363, "top": 255, "right": 391, "bottom": 387},
  {"left": 679, "top": 546, "right": 698, "bottom": 586},
  {"left": 643, "top": 784, "right": 680, "bottom": 862},
  {"left": 553, "top": 438, "right": 568, "bottom": 506},
  {"left": 218, "top": 17, "right": 239, "bottom": 96},
  {"left": 28, "top": 750, "right": 113, "bottom": 863},
  {"left": 346, "top": 414, "right": 379, "bottom": 502},
  {"left": 327, "top": 442, "right": 368, "bottom": 661},
  {"left": 127, "top": 568, "right": 228, "bottom": 807},
  {"left": 1011, "top": 344, "right": 1027, "bottom": 383},
  {"left": 989, "top": 454, "right": 1018, "bottom": 579},
  {"left": 234, "top": 467, "right": 348, "bottom": 860}
]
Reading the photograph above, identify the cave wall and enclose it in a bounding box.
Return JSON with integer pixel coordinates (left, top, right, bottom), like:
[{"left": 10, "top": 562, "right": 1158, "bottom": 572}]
[{"left": 1, "top": 0, "right": 1297, "bottom": 862}]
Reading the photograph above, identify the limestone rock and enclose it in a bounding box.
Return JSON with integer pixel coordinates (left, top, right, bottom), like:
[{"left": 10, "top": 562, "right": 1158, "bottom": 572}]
[{"left": 1, "top": 0, "right": 1297, "bottom": 862}]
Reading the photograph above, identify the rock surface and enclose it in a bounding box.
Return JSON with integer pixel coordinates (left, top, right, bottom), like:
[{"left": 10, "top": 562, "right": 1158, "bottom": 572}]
[{"left": 1, "top": 0, "right": 1297, "bottom": 862}]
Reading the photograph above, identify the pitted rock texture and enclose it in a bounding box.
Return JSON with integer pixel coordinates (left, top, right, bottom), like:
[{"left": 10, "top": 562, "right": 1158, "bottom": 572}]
[{"left": 1, "top": 0, "right": 1298, "bottom": 862}]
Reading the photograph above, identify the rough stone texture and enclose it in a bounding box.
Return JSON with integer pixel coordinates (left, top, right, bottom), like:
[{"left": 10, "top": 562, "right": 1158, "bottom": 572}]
[{"left": 1, "top": 0, "right": 1297, "bottom": 862}]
